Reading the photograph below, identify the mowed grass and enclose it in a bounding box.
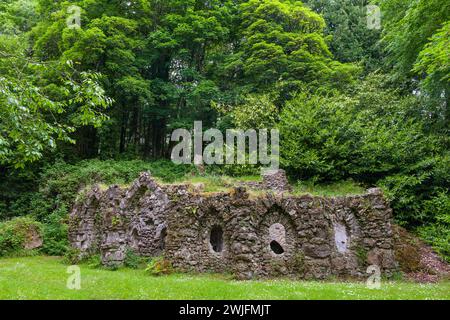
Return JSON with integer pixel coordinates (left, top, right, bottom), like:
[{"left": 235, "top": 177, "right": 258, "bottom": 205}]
[
  {"left": 91, "top": 172, "right": 367, "bottom": 197},
  {"left": 292, "top": 180, "right": 366, "bottom": 197},
  {"left": 0, "top": 257, "right": 449, "bottom": 300}
]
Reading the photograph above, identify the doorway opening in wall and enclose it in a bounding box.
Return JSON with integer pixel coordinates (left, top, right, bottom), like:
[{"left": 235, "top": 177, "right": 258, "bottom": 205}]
[
  {"left": 159, "top": 227, "right": 167, "bottom": 250},
  {"left": 270, "top": 240, "right": 284, "bottom": 254},
  {"left": 210, "top": 225, "right": 223, "bottom": 253},
  {"left": 131, "top": 228, "right": 139, "bottom": 249}
]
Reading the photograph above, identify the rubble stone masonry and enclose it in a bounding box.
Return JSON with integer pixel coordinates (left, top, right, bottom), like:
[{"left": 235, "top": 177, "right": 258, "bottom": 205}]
[{"left": 69, "top": 171, "right": 397, "bottom": 279}]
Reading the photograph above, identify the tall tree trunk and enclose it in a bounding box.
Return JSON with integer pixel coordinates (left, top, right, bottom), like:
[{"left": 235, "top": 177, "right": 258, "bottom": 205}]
[{"left": 119, "top": 109, "right": 129, "bottom": 154}]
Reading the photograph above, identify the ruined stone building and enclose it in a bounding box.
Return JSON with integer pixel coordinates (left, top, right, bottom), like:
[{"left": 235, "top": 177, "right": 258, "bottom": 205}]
[{"left": 69, "top": 171, "right": 397, "bottom": 279}]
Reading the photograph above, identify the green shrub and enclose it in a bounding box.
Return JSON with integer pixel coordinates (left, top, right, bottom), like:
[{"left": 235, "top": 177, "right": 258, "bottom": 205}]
[
  {"left": 380, "top": 154, "right": 450, "bottom": 225},
  {"left": 84, "top": 254, "right": 102, "bottom": 268},
  {"left": 63, "top": 248, "right": 101, "bottom": 268},
  {"left": 39, "top": 159, "right": 195, "bottom": 207},
  {"left": 145, "top": 257, "right": 173, "bottom": 276},
  {"left": 63, "top": 247, "right": 82, "bottom": 265},
  {"left": 0, "top": 216, "right": 42, "bottom": 257},
  {"left": 124, "top": 248, "right": 147, "bottom": 269},
  {"left": 278, "top": 82, "right": 433, "bottom": 182},
  {"left": 40, "top": 205, "right": 69, "bottom": 256},
  {"left": 418, "top": 224, "right": 450, "bottom": 264},
  {"left": 417, "top": 192, "right": 450, "bottom": 263}
]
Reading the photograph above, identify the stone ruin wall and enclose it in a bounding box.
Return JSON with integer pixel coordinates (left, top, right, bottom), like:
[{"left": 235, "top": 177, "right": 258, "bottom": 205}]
[{"left": 69, "top": 171, "right": 398, "bottom": 280}]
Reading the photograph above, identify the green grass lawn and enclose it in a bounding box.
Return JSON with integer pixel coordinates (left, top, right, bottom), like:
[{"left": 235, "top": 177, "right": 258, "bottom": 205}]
[
  {"left": 0, "top": 256, "right": 449, "bottom": 300},
  {"left": 291, "top": 180, "right": 366, "bottom": 197}
]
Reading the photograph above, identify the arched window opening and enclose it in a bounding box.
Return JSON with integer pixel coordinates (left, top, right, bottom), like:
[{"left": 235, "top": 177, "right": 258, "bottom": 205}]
[{"left": 334, "top": 223, "right": 348, "bottom": 253}]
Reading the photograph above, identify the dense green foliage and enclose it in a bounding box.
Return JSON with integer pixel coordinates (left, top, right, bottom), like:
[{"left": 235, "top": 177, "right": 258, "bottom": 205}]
[
  {"left": 0, "top": 0, "right": 448, "bottom": 262},
  {"left": 279, "top": 75, "right": 432, "bottom": 182},
  {"left": 305, "top": 0, "right": 382, "bottom": 72},
  {"left": 0, "top": 0, "right": 112, "bottom": 168},
  {"left": 377, "top": 0, "right": 449, "bottom": 131},
  {"left": 0, "top": 216, "right": 42, "bottom": 256},
  {"left": 20, "top": 0, "right": 355, "bottom": 159},
  {"left": 1, "top": 159, "right": 193, "bottom": 218}
]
